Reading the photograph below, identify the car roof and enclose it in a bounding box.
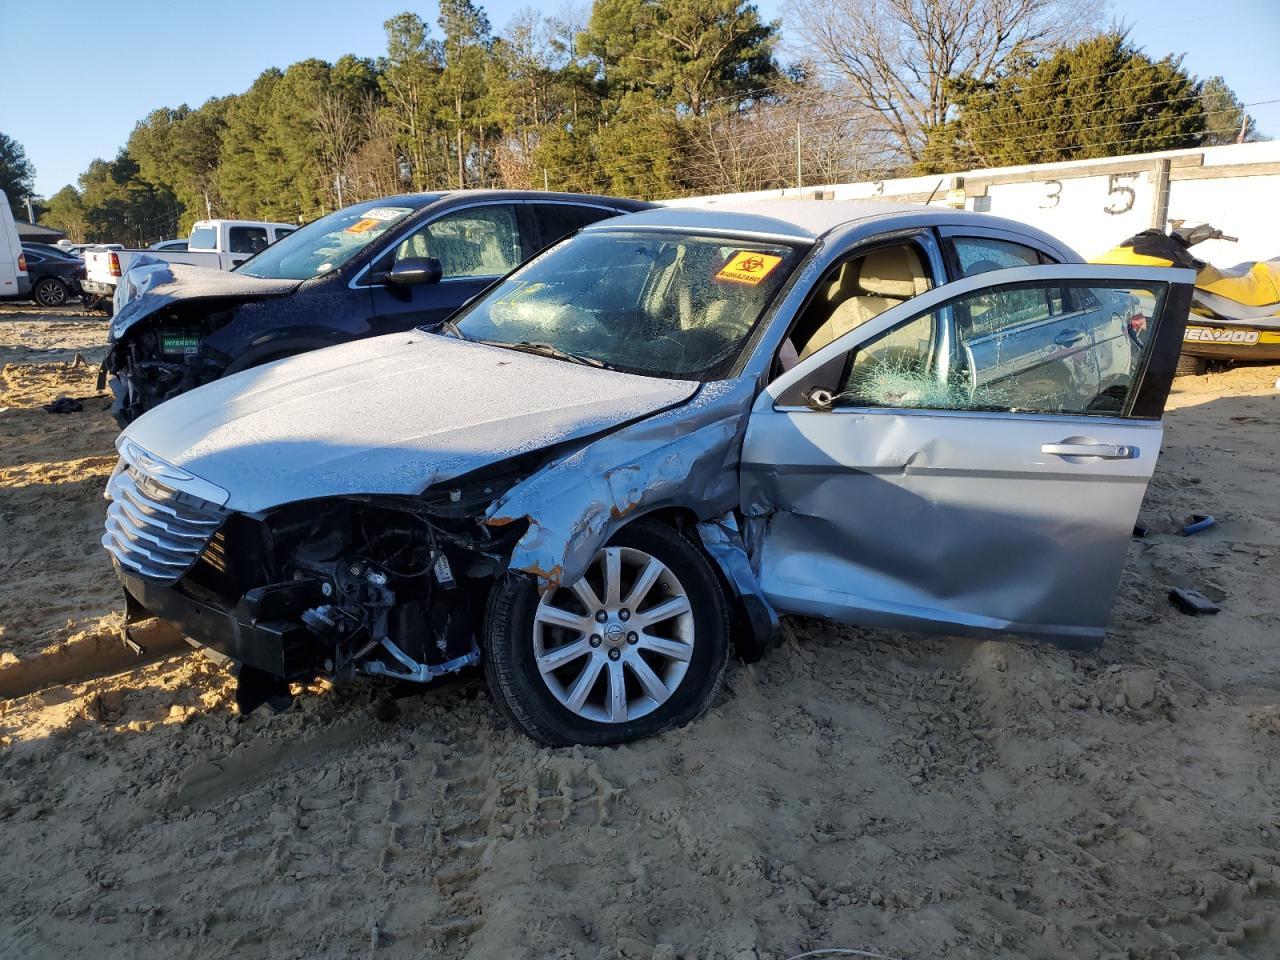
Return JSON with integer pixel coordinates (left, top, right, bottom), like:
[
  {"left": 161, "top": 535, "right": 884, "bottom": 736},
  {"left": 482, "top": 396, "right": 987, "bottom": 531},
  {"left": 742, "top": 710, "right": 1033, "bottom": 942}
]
[
  {"left": 588, "top": 199, "right": 1045, "bottom": 243},
  {"left": 338, "top": 190, "right": 653, "bottom": 211},
  {"left": 193, "top": 219, "right": 294, "bottom": 228}
]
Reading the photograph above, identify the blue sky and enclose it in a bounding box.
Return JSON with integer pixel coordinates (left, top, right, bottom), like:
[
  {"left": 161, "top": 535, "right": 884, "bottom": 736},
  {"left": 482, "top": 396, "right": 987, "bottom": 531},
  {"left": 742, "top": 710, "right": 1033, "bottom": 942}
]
[{"left": 2, "top": 0, "right": 1277, "bottom": 197}]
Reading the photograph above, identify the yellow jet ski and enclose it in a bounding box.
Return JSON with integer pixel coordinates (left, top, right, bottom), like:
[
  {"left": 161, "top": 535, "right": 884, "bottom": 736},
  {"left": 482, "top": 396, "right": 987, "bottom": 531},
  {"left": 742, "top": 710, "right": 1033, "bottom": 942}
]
[{"left": 1094, "top": 222, "right": 1280, "bottom": 374}]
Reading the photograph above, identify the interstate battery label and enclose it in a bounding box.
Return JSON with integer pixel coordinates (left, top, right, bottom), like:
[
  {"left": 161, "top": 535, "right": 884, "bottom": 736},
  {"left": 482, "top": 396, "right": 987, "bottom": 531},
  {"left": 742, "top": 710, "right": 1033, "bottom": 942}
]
[
  {"left": 160, "top": 334, "right": 200, "bottom": 356},
  {"left": 1184, "top": 326, "right": 1261, "bottom": 345},
  {"left": 716, "top": 251, "right": 783, "bottom": 286}
]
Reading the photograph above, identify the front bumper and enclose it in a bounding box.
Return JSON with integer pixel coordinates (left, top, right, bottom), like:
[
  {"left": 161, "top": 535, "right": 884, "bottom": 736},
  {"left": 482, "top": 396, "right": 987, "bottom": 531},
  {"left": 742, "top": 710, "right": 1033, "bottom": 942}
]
[{"left": 118, "top": 564, "right": 322, "bottom": 679}]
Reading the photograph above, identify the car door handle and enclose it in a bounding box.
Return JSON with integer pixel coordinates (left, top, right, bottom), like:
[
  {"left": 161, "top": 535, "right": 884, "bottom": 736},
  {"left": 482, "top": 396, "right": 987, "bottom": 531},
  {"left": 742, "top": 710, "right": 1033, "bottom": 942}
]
[
  {"left": 1042, "top": 442, "right": 1138, "bottom": 459},
  {"left": 1054, "top": 329, "right": 1086, "bottom": 346}
]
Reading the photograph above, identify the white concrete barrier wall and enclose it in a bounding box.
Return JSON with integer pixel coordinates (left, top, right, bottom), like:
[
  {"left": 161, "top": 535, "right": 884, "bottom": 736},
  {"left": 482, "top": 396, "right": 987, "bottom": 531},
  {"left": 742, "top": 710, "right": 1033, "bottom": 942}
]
[{"left": 677, "top": 141, "right": 1280, "bottom": 268}]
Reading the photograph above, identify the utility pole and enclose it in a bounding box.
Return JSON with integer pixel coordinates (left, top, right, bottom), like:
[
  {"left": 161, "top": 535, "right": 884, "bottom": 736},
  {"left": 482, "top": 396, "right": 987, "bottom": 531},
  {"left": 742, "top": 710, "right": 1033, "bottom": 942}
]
[
  {"left": 543, "top": 168, "right": 550, "bottom": 192},
  {"left": 795, "top": 122, "right": 802, "bottom": 191},
  {"left": 22, "top": 195, "right": 35, "bottom": 223}
]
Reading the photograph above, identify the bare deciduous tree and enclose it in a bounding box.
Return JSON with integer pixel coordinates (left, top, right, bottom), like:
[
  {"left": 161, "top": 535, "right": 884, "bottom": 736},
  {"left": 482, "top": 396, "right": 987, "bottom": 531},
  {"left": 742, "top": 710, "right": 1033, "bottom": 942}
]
[
  {"left": 787, "top": 0, "right": 1101, "bottom": 162},
  {"left": 685, "top": 78, "right": 901, "bottom": 194},
  {"left": 311, "top": 90, "right": 368, "bottom": 207},
  {"left": 346, "top": 100, "right": 407, "bottom": 202}
]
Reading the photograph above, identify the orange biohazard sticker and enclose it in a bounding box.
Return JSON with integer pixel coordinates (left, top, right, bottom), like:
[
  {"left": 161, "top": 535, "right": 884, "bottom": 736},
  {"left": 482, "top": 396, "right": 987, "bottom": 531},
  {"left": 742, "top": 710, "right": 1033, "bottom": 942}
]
[{"left": 715, "top": 251, "right": 782, "bottom": 286}]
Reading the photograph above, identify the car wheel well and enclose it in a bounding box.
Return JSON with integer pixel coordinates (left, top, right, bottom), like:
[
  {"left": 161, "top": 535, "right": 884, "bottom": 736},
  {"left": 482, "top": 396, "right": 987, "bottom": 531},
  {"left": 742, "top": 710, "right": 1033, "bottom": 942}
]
[
  {"left": 628, "top": 506, "right": 701, "bottom": 535},
  {"left": 483, "top": 516, "right": 729, "bottom": 745}
]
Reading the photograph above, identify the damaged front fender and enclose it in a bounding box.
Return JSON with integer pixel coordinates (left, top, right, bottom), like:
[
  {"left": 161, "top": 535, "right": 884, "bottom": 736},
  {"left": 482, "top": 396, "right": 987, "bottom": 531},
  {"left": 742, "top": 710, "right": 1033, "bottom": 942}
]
[
  {"left": 484, "top": 378, "right": 777, "bottom": 655},
  {"left": 694, "top": 512, "right": 778, "bottom": 661}
]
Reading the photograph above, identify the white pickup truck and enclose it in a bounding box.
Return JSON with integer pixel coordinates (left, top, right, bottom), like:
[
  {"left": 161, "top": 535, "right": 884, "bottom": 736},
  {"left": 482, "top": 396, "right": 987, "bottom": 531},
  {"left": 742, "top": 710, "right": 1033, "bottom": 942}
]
[{"left": 81, "top": 219, "right": 295, "bottom": 306}]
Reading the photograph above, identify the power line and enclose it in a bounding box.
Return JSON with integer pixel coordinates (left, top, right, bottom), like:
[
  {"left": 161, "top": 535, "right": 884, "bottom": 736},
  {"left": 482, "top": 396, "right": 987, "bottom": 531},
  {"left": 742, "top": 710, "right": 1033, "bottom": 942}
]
[
  {"left": 502, "top": 95, "right": 1276, "bottom": 193},
  {"left": 701, "top": 59, "right": 1272, "bottom": 109}
]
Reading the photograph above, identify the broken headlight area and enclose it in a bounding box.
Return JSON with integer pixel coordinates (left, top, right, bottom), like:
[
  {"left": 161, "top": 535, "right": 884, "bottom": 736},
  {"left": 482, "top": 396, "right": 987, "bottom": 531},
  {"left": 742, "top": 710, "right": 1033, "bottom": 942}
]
[
  {"left": 147, "top": 491, "right": 528, "bottom": 712},
  {"left": 100, "top": 309, "right": 235, "bottom": 425}
]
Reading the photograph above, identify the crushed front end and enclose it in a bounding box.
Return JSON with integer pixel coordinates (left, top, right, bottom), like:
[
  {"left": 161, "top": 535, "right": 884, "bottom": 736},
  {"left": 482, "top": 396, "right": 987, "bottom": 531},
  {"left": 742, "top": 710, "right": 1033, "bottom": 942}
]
[
  {"left": 104, "top": 453, "right": 528, "bottom": 712},
  {"left": 97, "top": 260, "right": 302, "bottom": 426},
  {"left": 99, "top": 306, "right": 237, "bottom": 425}
]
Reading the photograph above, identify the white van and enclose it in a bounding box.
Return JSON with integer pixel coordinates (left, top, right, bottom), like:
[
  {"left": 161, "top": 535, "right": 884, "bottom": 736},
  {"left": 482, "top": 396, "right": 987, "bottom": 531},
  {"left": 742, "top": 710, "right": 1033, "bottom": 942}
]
[{"left": 0, "top": 191, "right": 31, "bottom": 300}]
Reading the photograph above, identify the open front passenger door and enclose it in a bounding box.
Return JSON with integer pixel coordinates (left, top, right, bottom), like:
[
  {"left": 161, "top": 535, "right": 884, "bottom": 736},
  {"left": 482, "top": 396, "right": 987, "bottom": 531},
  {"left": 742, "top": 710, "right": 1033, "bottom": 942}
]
[{"left": 740, "top": 264, "right": 1196, "bottom": 647}]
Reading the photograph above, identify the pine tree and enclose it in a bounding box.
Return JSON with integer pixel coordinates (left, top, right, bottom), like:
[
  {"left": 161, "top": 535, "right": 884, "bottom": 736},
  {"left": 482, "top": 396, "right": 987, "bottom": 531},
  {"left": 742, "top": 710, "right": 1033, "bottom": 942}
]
[
  {"left": 0, "top": 132, "right": 36, "bottom": 219},
  {"left": 932, "top": 33, "right": 1208, "bottom": 171}
]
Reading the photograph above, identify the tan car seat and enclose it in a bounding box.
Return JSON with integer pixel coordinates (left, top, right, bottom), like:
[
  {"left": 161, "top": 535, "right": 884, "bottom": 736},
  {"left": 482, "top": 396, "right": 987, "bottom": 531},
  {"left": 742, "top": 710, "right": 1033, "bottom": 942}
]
[{"left": 798, "top": 246, "right": 930, "bottom": 359}]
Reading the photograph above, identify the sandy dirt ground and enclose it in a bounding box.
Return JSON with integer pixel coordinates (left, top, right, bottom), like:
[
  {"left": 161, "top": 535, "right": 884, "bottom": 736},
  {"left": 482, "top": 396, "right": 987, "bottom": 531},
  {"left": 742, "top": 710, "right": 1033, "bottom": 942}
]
[{"left": 1, "top": 302, "right": 1278, "bottom": 960}]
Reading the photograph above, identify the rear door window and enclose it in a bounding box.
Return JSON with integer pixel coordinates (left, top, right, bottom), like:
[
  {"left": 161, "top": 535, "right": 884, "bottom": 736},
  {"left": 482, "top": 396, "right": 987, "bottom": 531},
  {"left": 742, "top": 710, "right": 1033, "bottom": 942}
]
[
  {"left": 531, "top": 203, "right": 616, "bottom": 249},
  {"left": 950, "top": 237, "right": 1047, "bottom": 277},
  {"left": 229, "top": 226, "right": 270, "bottom": 255}
]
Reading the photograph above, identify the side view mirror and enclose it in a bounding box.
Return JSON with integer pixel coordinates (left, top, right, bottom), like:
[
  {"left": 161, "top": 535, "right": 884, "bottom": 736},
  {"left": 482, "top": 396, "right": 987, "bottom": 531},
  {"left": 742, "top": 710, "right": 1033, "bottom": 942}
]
[
  {"left": 803, "top": 386, "right": 835, "bottom": 412},
  {"left": 385, "top": 256, "right": 443, "bottom": 286}
]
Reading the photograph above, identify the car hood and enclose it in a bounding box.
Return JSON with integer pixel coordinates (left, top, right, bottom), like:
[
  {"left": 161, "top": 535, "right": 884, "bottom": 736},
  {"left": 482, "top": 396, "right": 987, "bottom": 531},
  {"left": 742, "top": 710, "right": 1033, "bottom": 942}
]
[
  {"left": 109, "top": 260, "right": 302, "bottom": 341},
  {"left": 120, "top": 331, "right": 699, "bottom": 513}
]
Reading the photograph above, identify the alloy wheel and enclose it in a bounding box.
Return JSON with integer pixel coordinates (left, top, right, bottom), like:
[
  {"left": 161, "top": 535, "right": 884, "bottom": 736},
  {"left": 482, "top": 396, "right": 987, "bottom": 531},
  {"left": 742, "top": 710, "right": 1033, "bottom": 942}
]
[
  {"left": 532, "top": 545, "right": 695, "bottom": 724},
  {"left": 35, "top": 280, "right": 67, "bottom": 307}
]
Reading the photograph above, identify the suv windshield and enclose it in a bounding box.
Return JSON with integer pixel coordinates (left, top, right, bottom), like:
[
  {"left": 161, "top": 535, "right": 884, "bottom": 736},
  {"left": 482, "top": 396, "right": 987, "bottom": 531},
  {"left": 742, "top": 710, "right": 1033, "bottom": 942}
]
[
  {"left": 236, "top": 197, "right": 437, "bottom": 280},
  {"left": 451, "top": 229, "right": 801, "bottom": 380}
]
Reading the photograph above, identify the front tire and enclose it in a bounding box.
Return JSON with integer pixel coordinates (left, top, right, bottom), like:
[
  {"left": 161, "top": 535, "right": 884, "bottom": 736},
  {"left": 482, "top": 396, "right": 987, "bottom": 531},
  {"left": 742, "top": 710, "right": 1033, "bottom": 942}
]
[
  {"left": 33, "top": 278, "right": 69, "bottom": 307},
  {"left": 483, "top": 519, "right": 729, "bottom": 746}
]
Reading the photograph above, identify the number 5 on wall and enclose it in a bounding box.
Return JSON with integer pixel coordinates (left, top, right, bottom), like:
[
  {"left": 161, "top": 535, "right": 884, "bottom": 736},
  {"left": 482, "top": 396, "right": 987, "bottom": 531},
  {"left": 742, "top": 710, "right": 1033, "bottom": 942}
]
[{"left": 1105, "top": 173, "right": 1137, "bottom": 215}]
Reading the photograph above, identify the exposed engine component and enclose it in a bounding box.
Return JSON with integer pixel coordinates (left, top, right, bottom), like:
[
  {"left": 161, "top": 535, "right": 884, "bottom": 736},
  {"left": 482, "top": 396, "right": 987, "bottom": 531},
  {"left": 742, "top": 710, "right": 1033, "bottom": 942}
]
[
  {"left": 294, "top": 551, "right": 479, "bottom": 684},
  {"left": 100, "top": 308, "right": 236, "bottom": 425},
  {"left": 245, "top": 497, "right": 524, "bottom": 692}
]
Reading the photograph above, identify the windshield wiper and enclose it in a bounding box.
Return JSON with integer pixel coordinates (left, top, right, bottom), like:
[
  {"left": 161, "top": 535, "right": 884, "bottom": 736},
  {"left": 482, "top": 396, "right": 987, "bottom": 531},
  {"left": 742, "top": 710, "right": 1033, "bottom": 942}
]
[
  {"left": 486, "top": 340, "right": 611, "bottom": 369},
  {"left": 439, "top": 318, "right": 468, "bottom": 340}
]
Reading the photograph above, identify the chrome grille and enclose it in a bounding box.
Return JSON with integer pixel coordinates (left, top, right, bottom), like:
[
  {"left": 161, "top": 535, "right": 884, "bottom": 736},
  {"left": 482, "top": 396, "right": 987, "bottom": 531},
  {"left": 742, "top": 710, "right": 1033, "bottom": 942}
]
[{"left": 103, "top": 464, "right": 228, "bottom": 583}]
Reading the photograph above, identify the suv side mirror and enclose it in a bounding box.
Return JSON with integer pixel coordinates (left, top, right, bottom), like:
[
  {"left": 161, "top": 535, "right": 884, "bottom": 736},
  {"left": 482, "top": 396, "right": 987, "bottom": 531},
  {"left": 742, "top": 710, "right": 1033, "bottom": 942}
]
[{"left": 386, "top": 257, "right": 443, "bottom": 286}]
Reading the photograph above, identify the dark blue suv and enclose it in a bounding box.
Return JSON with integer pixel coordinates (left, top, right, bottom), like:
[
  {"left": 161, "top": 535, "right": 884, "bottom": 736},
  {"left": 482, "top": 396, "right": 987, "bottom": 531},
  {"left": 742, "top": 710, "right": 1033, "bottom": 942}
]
[{"left": 99, "top": 190, "right": 650, "bottom": 425}]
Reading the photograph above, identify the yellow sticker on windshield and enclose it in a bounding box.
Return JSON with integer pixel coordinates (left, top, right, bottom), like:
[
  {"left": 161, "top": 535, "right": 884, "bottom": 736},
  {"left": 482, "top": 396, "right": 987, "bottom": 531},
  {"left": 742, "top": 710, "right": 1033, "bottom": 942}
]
[
  {"left": 345, "top": 218, "right": 381, "bottom": 234},
  {"left": 716, "top": 251, "right": 782, "bottom": 286}
]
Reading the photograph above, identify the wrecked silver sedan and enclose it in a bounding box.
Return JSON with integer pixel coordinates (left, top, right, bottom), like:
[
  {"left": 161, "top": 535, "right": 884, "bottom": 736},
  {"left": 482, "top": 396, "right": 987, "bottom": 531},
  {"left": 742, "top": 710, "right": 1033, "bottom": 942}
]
[{"left": 102, "top": 201, "right": 1194, "bottom": 745}]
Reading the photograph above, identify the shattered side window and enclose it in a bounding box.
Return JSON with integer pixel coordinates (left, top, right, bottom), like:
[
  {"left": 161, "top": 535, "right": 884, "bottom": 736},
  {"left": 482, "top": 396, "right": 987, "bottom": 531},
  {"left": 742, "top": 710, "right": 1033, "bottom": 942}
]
[{"left": 836, "top": 280, "right": 1167, "bottom": 417}]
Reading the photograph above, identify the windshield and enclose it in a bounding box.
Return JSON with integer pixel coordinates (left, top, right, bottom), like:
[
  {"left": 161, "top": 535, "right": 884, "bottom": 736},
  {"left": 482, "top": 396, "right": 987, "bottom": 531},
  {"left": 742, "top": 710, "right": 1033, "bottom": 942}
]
[
  {"left": 450, "top": 229, "right": 801, "bottom": 380},
  {"left": 236, "top": 197, "right": 435, "bottom": 280}
]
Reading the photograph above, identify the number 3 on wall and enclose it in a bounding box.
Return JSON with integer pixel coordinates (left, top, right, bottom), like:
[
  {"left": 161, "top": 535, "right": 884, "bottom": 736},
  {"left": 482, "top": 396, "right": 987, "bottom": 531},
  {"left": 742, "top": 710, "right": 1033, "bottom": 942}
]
[
  {"left": 1040, "top": 180, "right": 1062, "bottom": 209},
  {"left": 1105, "top": 173, "right": 1136, "bottom": 215}
]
